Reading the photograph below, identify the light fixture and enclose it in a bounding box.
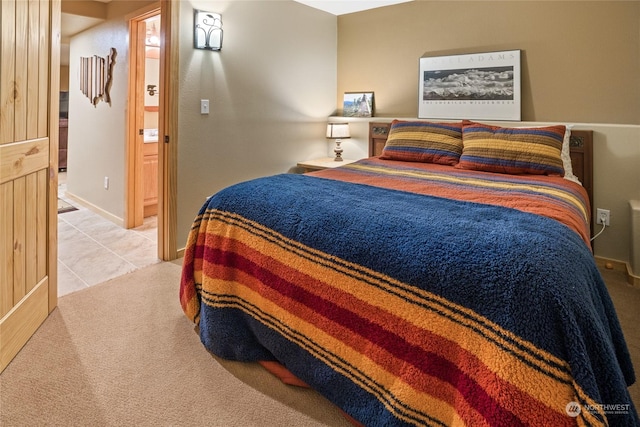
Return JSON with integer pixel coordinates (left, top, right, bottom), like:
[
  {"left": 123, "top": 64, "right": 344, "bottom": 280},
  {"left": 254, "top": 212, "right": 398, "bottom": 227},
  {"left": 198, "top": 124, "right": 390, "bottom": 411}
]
[
  {"left": 145, "top": 21, "right": 160, "bottom": 47},
  {"left": 194, "top": 9, "right": 223, "bottom": 51},
  {"left": 146, "top": 35, "right": 160, "bottom": 47},
  {"left": 326, "top": 123, "right": 350, "bottom": 161}
]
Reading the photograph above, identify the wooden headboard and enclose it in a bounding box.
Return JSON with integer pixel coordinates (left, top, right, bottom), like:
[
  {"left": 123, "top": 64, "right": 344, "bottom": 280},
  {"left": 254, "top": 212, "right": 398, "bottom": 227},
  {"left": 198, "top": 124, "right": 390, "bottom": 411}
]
[{"left": 368, "top": 122, "right": 594, "bottom": 235}]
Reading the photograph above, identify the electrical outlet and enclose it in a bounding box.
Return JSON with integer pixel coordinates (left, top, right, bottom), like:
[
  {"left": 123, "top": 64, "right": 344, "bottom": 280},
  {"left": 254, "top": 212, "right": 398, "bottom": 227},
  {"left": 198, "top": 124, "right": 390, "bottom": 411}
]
[
  {"left": 596, "top": 208, "right": 610, "bottom": 226},
  {"left": 104, "top": 176, "right": 109, "bottom": 190}
]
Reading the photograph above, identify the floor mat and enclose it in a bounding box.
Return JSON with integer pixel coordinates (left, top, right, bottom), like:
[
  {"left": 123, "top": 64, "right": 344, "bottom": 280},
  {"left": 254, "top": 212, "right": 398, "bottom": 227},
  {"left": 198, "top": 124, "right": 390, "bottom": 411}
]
[{"left": 58, "top": 198, "right": 78, "bottom": 214}]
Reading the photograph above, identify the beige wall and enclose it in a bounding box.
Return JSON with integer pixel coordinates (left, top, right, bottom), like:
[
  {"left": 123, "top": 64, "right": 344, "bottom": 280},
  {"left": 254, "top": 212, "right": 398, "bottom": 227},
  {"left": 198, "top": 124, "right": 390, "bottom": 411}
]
[
  {"left": 338, "top": 1, "right": 640, "bottom": 124},
  {"left": 60, "top": 65, "right": 69, "bottom": 91},
  {"left": 65, "top": 0, "right": 336, "bottom": 237},
  {"left": 589, "top": 124, "right": 640, "bottom": 264},
  {"left": 144, "top": 56, "right": 159, "bottom": 129},
  {"left": 176, "top": 1, "right": 337, "bottom": 246},
  {"left": 337, "top": 1, "right": 640, "bottom": 267}
]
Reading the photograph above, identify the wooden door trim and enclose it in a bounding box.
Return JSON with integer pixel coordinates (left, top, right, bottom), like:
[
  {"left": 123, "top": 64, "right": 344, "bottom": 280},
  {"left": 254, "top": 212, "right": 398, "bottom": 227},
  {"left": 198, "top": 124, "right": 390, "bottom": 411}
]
[
  {"left": 159, "top": 0, "right": 177, "bottom": 260},
  {"left": 49, "top": 0, "right": 61, "bottom": 311},
  {"left": 125, "top": 5, "right": 159, "bottom": 229},
  {"left": 125, "top": 1, "right": 176, "bottom": 261}
]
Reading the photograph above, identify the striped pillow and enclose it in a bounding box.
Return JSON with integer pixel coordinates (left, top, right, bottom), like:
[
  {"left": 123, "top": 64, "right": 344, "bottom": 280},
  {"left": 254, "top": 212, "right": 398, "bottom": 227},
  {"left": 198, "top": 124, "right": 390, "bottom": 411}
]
[
  {"left": 457, "top": 122, "right": 565, "bottom": 176},
  {"left": 380, "top": 120, "right": 463, "bottom": 165}
]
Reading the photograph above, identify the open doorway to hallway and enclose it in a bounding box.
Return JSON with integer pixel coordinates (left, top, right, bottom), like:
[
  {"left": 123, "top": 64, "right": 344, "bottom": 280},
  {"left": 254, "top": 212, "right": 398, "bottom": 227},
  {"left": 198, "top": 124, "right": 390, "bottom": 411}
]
[
  {"left": 57, "top": 172, "right": 159, "bottom": 296},
  {"left": 126, "top": 10, "right": 162, "bottom": 230},
  {"left": 56, "top": 4, "right": 162, "bottom": 296}
]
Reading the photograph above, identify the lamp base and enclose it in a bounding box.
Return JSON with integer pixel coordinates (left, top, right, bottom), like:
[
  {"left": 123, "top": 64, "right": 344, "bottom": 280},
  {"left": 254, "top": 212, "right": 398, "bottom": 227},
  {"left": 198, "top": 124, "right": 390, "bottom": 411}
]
[{"left": 334, "top": 139, "right": 343, "bottom": 161}]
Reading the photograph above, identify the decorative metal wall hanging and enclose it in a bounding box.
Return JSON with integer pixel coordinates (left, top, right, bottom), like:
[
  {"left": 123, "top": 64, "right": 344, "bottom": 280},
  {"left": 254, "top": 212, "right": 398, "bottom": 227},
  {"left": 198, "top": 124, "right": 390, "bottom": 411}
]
[
  {"left": 194, "top": 10, "right": 223, "bottom": 51},
  {"left": 80, "top": 47, "right": 117, "bottom": 106}
]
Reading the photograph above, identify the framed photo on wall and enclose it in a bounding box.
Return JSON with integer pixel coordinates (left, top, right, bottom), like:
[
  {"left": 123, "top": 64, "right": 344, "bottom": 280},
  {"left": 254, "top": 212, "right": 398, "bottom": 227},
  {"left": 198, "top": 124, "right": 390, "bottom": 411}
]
[
  {"left": 418, "top": 50, "right": 521, "bottom": 121},
  {"left": 343, "top": 92, "right": 374, "bottom": 117}
]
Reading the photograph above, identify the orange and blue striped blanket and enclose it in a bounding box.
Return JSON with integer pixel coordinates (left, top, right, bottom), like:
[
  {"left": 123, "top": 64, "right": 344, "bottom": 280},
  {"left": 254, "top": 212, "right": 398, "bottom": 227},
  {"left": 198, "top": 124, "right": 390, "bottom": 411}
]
[{"left": 180, "top": 158, "right": 637, "bottom": 426}]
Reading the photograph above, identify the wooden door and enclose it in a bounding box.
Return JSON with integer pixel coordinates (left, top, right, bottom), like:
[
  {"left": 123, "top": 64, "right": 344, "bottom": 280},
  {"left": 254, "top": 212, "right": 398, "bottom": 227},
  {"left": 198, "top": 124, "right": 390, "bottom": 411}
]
[
  {"left": 0, "top": 0, "right": 60, "bottom": 373},
  {"left": 158, "top": 0, "right": 178, "bottom": 260}
]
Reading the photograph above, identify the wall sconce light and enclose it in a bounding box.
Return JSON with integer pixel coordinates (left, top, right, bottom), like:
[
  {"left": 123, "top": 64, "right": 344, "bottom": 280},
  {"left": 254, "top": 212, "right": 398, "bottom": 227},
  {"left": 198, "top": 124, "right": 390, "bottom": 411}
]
[
  {"left": 147, "top": 84, "right": 157, "bottom": 96},
  {"left": 194, "top": 9, "right": 223, "bottom": 51},
  {"left": 326, "top": 123, "right": 350, "bottom": 161}
]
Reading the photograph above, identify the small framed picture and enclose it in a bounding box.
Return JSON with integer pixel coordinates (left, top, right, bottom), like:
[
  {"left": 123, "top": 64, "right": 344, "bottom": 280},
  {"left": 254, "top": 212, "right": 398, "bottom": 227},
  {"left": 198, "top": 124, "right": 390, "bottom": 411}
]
[{"left": 343, "top": 92, "right": 374, "bottom": 117}]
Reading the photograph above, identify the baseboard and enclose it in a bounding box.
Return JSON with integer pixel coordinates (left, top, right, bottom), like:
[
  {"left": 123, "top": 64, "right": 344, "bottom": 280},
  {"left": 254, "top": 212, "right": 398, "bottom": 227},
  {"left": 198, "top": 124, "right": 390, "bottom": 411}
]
[
  {"left": 177, "top": 247, "right": 185, "bottom": 259},
  {"left": 594, "top": 256, "right": 640, "bottom": 287},
  {"left": 62, "top": 191, "right": 124, "bottom": 227}
]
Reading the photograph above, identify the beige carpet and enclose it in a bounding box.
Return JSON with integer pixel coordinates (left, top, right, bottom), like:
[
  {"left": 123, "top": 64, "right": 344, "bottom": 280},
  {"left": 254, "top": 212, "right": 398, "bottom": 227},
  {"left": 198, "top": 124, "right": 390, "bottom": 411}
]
[
  {"left": 0, "top": 261, "right": 350, "bottom": 427},
  {"left": 0, "top": 262, "right": 638, "bottom": 425},
  {"left": 601, "top": 268, "right": 640, "bottom": 412}
]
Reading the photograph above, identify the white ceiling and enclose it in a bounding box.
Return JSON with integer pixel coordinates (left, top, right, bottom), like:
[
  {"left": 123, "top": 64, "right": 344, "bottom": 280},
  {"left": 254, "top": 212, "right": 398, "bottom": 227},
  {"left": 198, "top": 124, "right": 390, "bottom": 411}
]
[{"left": 293, "top": 0, "right": 413, "bottom": 15}]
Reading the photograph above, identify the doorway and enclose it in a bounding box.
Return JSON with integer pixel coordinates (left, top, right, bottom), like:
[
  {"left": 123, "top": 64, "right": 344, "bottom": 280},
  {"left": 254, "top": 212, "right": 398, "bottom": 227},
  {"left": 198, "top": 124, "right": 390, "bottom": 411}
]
[
  {"left": 141, "top": 14, "right": 160, "bottom": 219},
  {"left": 127, "top": 1, "right": 177, "bottom": 261},
  {"left": 126, "top": 7, "right": 162, "bottom": 254},
  {"left": 56, "top": 3, "right": 173, "bottom": 298}
]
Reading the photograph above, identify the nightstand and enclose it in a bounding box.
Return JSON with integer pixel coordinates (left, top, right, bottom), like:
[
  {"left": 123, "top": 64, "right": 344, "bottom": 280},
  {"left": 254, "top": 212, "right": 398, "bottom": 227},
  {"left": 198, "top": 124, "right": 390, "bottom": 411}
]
[{"left": 297, "top": 157, "right": 358, "bottom": 172}]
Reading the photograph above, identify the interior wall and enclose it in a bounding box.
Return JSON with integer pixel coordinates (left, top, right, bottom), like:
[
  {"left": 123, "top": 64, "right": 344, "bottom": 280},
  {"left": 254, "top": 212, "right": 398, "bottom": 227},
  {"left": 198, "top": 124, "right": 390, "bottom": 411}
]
[
  {"left": 338, "top": 1, "right": 640, "bottom": 124},
  {"left": 67, "top": 18, "right": 129, "bottom": 222},
  {"left": 144, "top": 56, "right": 159, "bottom": 129},
  {"left": 60, "top": 65, "right": 69, "bottom": 91},
  {"left": 590, "top": 124, "right": 640, "bottom": 264},
  {"left": 337, "top": 1, "right": 640, "bottom": 267},
  {"left": 176, "top": 0, "right": 337, "bottom": 246}
]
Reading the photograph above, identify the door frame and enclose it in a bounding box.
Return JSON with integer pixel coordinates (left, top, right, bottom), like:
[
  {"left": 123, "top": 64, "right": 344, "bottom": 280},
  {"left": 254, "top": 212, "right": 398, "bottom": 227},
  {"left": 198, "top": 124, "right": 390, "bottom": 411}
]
[
  {"left": 125, "top": 0, "right": 177, "bottom": 260},
  {"left": 126, "top": 6, "right": 158, "bottom": 229},
  {"left": 49, "top": 0, "right": 61, "bottom": 311},
  {"left": 158, "top": 0, "right": 178, "bottom": 260}
]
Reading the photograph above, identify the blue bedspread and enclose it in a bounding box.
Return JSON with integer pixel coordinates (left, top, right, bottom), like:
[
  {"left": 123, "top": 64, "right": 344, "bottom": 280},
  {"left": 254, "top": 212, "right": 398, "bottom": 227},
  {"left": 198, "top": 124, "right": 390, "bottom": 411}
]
[{"left": 181, "top": 169, "right": 638, "bottom": 426}]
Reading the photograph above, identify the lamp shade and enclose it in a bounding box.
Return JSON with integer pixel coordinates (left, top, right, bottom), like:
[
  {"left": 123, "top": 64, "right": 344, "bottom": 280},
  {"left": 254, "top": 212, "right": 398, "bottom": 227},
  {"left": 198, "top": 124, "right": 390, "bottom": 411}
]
[{"left": 326, "top": 123, "right": 350, "bottom": 139}]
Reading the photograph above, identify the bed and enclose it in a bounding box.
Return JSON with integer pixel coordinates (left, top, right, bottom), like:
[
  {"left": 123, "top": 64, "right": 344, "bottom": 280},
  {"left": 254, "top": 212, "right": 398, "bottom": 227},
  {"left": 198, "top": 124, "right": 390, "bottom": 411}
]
[{"left": 180, "top": 120, "right": 638, "bottom": 426}]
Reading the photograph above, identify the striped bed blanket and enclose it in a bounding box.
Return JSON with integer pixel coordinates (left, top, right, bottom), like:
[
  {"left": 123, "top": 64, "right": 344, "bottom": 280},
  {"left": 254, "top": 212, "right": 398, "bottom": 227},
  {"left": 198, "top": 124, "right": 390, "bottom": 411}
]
[{"left": 180, "top": 158, "right": 638, "bottom": 426}]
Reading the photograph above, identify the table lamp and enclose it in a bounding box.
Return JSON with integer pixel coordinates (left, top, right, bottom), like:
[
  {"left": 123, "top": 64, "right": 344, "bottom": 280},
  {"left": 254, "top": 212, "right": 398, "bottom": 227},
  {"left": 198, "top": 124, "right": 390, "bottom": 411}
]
[{"left": 326, "top": 123, "right": 350, "bottom": 161}]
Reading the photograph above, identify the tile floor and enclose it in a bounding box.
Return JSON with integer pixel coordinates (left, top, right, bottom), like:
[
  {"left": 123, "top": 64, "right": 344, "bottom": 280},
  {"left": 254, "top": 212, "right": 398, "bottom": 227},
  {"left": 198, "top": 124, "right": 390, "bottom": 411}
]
[{"left": 57, "top": 172, "right": 160, "bottom": 297}]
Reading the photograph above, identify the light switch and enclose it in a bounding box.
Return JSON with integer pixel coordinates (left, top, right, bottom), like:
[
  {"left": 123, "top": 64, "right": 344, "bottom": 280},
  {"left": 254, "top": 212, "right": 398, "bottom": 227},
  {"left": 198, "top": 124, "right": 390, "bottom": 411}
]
[{"left": 200, "top": 99, "right": 209, "bottom": 115}]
